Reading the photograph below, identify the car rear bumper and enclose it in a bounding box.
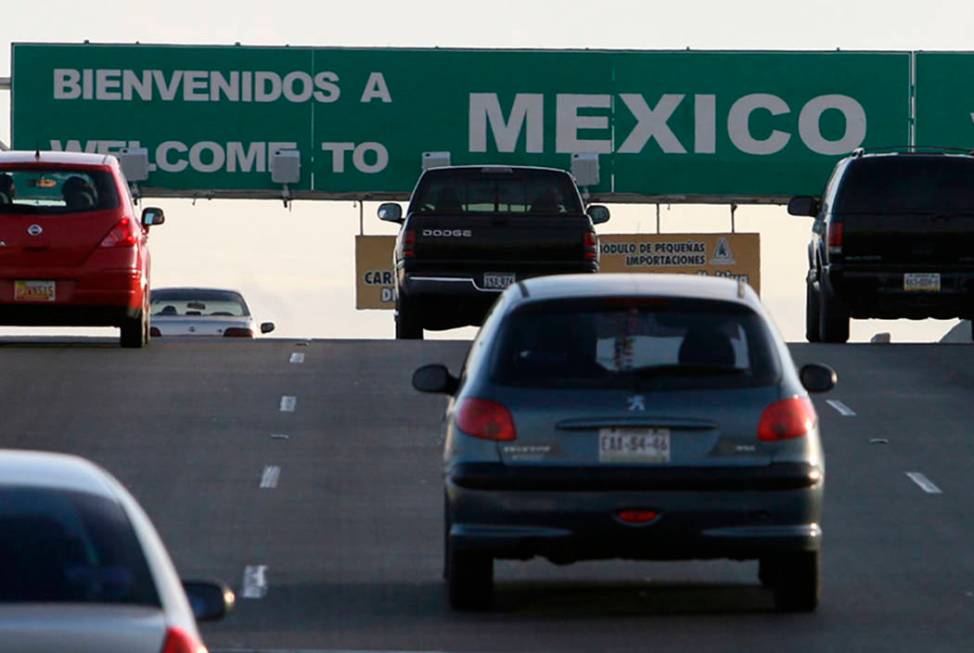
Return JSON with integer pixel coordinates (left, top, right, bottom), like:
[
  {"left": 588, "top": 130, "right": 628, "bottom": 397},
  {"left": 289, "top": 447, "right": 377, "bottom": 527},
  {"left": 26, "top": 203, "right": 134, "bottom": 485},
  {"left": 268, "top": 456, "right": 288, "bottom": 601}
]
[
  {"left": 446, "top": 463, "right": 823, "bottom": 563},
  {"left": 825, "top": 264, "right": 974, "bottom": 319},
  {"left": 0, "top": 269, "right": 144, "bottom": 326}
]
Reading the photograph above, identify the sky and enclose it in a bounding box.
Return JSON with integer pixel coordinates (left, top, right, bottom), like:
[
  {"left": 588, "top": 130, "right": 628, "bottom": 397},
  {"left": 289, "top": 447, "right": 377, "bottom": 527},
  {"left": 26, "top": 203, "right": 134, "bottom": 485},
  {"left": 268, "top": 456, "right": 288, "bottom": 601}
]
[{"left": 2, "top": 0, "right": 974, "bottom": 342}]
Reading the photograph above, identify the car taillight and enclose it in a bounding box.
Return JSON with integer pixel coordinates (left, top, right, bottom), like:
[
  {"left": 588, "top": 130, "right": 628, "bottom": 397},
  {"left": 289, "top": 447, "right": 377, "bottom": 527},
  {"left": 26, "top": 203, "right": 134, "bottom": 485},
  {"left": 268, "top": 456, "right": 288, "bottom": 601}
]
[
  {"left": 403, "top": 229, "right": 416, "bottom": 258},
  {"left": 827, "top": 222, "right": 843, "bottom": 256},
  {"left": 223, "top": 327, "right": 254, "bottom": 338},
  {"left": 583, "top": 230, "right": 598, "bottom": 261},
  {"left": 617, "top": 509, "right": 659, "bottom": 524},
  {"left": 160, "top": 627, "right": 207, "bottom": 653},
  {"left": 455, "top": 398, "right": 516, "bottom": 441},
  {"left": 757, "top": 396, "right": 817, "bottom": 442},
  {"left": 100, "top": 218, "right": 139, "bottom": 248}
]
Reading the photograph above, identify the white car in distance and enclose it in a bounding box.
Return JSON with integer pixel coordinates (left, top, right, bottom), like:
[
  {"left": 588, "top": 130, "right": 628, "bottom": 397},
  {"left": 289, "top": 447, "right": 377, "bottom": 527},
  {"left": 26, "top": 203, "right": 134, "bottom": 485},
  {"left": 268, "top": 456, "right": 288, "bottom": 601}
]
[{"left": 150, "top": 288, "right": 275, "bottom": 338}]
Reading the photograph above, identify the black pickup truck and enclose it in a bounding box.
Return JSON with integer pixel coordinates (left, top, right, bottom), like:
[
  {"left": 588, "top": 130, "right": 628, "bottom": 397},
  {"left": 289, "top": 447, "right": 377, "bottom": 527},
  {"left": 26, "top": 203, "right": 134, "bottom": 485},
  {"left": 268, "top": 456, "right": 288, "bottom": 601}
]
[
  {"left": 378, "top": 166, "right": 609, "bottom": 339},
  {"left": 790, "top": 150, "right": 974, "bottom": 343}
]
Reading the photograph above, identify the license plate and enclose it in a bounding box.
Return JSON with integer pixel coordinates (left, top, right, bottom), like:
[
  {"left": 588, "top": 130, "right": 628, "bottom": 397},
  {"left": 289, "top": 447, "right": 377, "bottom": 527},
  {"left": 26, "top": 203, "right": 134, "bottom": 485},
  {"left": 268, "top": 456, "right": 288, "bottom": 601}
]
[
  {"left": 482, "top": 272, "right": 516, "bottom": 291},
  {"left": 599, "top": 428, "right": 670, "bottom": 464},
  {"left": 904, "top": 273, "right": 941, "bottom": 293},
  {"left": 14, "top": 280, "right": 56, "bottom": 302}
]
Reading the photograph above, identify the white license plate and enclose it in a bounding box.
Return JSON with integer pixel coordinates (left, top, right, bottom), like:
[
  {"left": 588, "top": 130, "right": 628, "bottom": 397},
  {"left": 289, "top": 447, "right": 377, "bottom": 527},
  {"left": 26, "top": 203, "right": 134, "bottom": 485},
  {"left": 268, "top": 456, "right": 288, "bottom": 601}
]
[
  {"left": 904, "top": 273, "right": 941, "bottom": 292},
  {"left": 599, "top": 428, "right": 671, "bottom": 464},
  {"left": 14, "top": 280, "right": 56, "bottom": 302},
  {"left": 482, "top": 272, "right": 516, "bottom": 290}
]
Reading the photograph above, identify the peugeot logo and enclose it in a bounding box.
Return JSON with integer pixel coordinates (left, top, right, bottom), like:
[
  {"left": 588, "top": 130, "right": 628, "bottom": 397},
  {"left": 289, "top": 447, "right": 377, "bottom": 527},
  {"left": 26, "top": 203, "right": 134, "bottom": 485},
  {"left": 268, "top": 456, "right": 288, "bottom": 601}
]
[
  {"left": 627, "top": 395, "right": 646, "bottom": 412},
  {"left": 27, "top": 224, "right": 43, "bottom": 237},
  {"left": 0, "top": 241, "right": 6, "bottom": 247}
]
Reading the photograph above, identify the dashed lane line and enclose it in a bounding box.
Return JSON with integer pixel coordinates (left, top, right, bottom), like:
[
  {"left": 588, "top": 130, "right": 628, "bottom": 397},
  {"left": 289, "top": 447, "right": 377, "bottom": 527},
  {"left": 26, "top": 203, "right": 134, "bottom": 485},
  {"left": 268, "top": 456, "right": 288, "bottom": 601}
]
[
  {"left": 826, "top": 399, "right": 857, "bottom": 416},
  {"left": 906, "top": 472, "right": 943, "bottom": 494},
  {"left": 280, "top": 396, "right": 297, "bottom": 412},
  {"left": 241, "top": 565, "right": 268, "bottom": 599},
  {"left": 289, "top": 352, "right": 305, "bottom": 364},
  {"left": 260, "top": 465, "right": 281, "bottom": 489}
]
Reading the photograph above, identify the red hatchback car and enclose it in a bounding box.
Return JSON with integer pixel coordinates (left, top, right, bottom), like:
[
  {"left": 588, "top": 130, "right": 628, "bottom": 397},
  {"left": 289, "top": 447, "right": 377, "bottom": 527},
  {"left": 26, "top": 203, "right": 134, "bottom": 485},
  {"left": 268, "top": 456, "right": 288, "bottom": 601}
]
[{"left": 0, "top": 151, "right": 164, "bottom": 348}]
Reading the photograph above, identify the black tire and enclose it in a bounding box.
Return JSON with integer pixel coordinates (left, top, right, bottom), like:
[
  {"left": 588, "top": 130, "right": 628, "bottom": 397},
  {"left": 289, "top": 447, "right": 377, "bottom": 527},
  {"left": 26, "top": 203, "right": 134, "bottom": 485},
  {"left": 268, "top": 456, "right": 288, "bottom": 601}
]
[
  {"left": 771, "top": 551, "right": 820, "bottom": 612},
  {"left": 395, "top": 299, "right": 423, "bottom": 340},
  {"left": 758, "top": 557, "right": 775, "bottom": 588},
  {"left": 819, "top": 290, "right": 850, "bottom": 344},
  {"left": 120, "top": 310, "right": 147, "bottom": 349},
  {"left": 447, "top": 546, "right": 493, "bottom": 611},
  {"left": 805, "top": 281, "right": 821, "bottom": 343}
]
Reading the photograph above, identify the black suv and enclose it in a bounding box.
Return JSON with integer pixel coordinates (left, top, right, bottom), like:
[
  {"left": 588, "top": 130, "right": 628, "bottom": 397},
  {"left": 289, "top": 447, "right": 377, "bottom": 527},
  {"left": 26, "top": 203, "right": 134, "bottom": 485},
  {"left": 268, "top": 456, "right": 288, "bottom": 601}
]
[
  {"left": 789, "top": 149, "right": 974, "bottom": 343},
  {"left": 377, "top": 166, "right": 609, "bottom": 340}
]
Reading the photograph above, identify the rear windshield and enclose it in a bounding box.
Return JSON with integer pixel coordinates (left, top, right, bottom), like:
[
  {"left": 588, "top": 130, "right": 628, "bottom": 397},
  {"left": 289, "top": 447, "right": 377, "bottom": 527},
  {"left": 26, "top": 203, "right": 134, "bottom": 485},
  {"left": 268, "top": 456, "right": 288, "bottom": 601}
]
[
  {"left": 835, "top": 157, "right": 974, "bottom": 214},
  {"left": 0, "top": 487, "right": 159, "bottom": 606},
  {"left": 150, "top": 289, "right": 250, "bottom": 317},
  {"left": 410, "top": 168, "right": 583, "bottom": 215},
  {"left": 491, "top": 299, "right": 781, "bottom": 390},
  {"left": 0, "top": 167, "right": 120, "bottom": 214}
]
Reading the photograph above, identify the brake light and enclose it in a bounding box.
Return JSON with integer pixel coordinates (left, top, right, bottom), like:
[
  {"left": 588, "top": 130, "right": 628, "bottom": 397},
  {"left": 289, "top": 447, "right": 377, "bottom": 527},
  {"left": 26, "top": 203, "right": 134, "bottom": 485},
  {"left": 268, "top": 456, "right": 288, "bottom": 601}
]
[
  {"left": 617, "top": 509, "right": 659, "bottom": 524},
  {"left": 827, "top": 222, "right": 843, "bottom": 256},
  {"left": 455, "top": 398, "right": 516, "bottom": 441},
  {"left": 223, "top": 327, "right": 254, "bottom": 338},
  {"left": 160, "top": 627, "right": 206, "bottom": 653},
  {"left": 100, "top": 218, "right": 139, "bottom": 248},
  {"left": 403, "top": 229, "right": 416, "bottom": 258},
  {"left": 583, "top": 230, "right": 598, "bottom": 261},
  {"left": 757, "top": 396, "right": 817, "bottom": 442}
]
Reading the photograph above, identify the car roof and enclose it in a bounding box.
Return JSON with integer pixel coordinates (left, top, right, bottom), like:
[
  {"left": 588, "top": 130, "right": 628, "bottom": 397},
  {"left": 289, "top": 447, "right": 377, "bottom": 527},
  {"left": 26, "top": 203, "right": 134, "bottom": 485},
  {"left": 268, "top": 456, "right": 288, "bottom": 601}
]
[
  {"left": 509, "top": 273, "right": 759, "bottom": 308},
  {"left": 0, "top": 450, "right": 116, "bottom": 497},
  {"left": 0, "top": 150, "right": 118, "bottom": 167},
  {"left": 423, "top": 165, "right": 571, "bottom": 175},
  {"left": 151, "top": 287, "right": 244, "bottom": 296}
]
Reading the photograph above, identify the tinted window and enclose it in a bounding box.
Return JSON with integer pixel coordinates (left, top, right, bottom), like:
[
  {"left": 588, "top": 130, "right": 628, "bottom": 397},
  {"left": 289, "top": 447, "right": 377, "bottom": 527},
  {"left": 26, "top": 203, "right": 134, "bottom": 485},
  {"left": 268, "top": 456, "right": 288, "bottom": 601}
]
[
  {"left": 0, "top": 487, "right": 159, "bottom": 606},
  {"left": 0, "top": 168, "right": 120, "bottom": 214},
  {"left": 491, "top": 299, "right": 781, "bottom": 390},
  {"left": 150, "top": 289, "right": 250, "bottom": 317},
  {"left": 835, "top": 157, "right": 974, "bottom": 214},
  {"left": 410, "top": 169, "right": 583, "bottom": 215}
]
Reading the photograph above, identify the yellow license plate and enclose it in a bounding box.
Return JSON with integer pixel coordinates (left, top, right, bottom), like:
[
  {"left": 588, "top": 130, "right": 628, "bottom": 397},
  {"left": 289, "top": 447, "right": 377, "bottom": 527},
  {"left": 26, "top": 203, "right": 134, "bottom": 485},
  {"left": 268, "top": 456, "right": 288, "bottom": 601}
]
[{"left": 14, "top": 280, "right": 56, "bottom": 302}]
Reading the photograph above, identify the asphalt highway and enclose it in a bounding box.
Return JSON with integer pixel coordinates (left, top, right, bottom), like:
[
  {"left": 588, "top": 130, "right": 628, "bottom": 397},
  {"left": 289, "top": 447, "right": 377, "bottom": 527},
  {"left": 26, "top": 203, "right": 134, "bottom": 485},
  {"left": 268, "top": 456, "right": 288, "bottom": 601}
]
[{"left": 0, "top": 338, "right": 972, "bottom": 652}]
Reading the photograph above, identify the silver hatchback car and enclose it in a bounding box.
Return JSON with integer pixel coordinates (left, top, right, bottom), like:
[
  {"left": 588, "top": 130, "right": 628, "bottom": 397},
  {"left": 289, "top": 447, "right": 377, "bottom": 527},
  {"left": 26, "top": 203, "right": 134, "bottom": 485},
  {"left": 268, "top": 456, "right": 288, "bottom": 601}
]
[
  {"left": 413, "top": 274, "right": 836, "bottom": 613},
  {"left": 0, "top": 450, "right": 233, "bottom": 653}
]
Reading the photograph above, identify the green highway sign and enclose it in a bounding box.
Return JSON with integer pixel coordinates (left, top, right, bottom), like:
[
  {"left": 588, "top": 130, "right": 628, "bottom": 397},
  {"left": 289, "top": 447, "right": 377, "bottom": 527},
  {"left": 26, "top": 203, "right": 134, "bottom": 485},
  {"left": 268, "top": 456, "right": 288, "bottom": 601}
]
[
  {"left": 915, "top": 52, "right": 974, "bottom": 148},
  {"left": 11, "top": 43, "right": 912, "bottom": 201}
]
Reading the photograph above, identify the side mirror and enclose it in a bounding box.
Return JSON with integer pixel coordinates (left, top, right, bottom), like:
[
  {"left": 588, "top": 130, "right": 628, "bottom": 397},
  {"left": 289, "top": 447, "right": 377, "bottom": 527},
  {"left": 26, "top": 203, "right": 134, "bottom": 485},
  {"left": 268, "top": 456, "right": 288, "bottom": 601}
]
[
  {"left": 412, "top": 363, "right": 459, "bottom": 395},
  {"left": 587, "top": 205, "right": 610, "bottom": 225},
  {"left": 800, "top": 363, "right": 837, "bottom": 394},
  {"left": 141, "top": 207, "right": 165, "bottom": 227},
  {"left": 377, "top": 203, "right": 403, "bottom": 223},
  {"left": 787, "top": 196, "right": 819, "bottom": 217},
  {"left": 260, "top": 322, "right": 275, "bottom": 334},
  {"left": 182, "top": 580, "right": 235, "bottom": 622}
]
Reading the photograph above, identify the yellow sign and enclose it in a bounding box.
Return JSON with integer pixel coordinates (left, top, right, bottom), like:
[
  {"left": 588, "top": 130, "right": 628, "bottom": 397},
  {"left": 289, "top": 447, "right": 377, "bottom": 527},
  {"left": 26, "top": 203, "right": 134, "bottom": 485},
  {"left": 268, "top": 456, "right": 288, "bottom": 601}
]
[
  {"left": 356, "top": 235, "right": 397, "bottom": 309},
  {"left": 355, "top": 232, "right": 761, "bottom": 310},
  {"left": 598, "top": 233, "right": 760, "bottom": 294}
]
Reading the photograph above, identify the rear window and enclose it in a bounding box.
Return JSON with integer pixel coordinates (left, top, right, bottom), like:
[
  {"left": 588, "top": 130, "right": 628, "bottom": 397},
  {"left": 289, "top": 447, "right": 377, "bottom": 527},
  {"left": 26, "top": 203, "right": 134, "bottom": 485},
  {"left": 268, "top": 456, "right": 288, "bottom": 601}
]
[
  {"left": 835, "top": 157, "right": 974, "bottom": 214},
  {"left": 0, "top": 167, "right": 120, "bottom": 214},
  {"left": 410, "top": 168, "right": 583, "bottom": 215},
  {"left": 0, "top": 487, "right": 159, "bottom": 606},
  {"left": 490, "top": 298, "right": 781, "bottom": 390},
  {"left": 150, "top": 289, "right": 250, "bottom": 317}
]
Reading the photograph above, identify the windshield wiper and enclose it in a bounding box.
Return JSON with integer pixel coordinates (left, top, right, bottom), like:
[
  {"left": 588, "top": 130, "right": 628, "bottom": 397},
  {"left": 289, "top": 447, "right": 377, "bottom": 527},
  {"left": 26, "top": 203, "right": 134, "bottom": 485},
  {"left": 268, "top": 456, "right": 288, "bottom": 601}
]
[{"left": 622, "top": 364, "right": 747, "bottom": 377}]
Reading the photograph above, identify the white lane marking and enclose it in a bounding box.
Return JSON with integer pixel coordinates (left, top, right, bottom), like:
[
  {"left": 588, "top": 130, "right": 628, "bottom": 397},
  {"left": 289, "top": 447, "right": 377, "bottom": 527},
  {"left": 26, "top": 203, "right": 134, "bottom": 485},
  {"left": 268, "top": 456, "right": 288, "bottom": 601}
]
[
  {"left": 241, "top": 565, "right": 268, "bottom": 599},
  {"left": 270, "top": 433, "right": 290, "bottom": 440},
  {"left": 260, "top": 465, "right": 281, "bottom": 489},
  {"left": 280, "top": 396, "right": 297, "bottom": 412},
  {"left": 826, "top": 399, "right": 857, "bottom": 416},
  {"left": 290, "top": 352, "right": 305, "bottom": 364},
  {"left": 906, "top": 472, "right": 943, "bottom": 494}
]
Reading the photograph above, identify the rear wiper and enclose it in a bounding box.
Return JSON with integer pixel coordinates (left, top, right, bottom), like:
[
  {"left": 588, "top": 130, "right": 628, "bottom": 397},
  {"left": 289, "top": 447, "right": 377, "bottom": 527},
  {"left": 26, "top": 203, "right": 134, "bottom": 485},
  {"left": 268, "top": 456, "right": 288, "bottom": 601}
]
[{"left": 622, "top": 364, "right": 747, "bottom": 377}]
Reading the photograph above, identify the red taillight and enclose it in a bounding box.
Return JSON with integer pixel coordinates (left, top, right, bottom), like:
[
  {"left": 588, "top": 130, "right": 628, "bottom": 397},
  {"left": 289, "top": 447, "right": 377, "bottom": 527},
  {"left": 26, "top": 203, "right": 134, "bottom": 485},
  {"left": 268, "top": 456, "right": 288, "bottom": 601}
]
[
  {"left": 827, "top": 222, "right": 844, "bottom": 256},
  {"left": 160, "top": 627, "right": 206, "bottom": 653},
  {"left": 455, "top": 398, "right": 516, "bottom": 441},
  {"left": 757, "top": 396, "right": 817, "bottom": 442},
  {"left": 617, "top": 509, "right": 659, "bottom": 524},
  {"left": 403, "top": 229, "right": 416, "bottom": 258},
  {"left": 583, "top": 230, "right": 598, "bottom": 261},
  {"left": 100, "top": 218, "right": 139, "bottom": 248},
  {"left": 223, "top": 327, "right": 254, "bottom": 338}
]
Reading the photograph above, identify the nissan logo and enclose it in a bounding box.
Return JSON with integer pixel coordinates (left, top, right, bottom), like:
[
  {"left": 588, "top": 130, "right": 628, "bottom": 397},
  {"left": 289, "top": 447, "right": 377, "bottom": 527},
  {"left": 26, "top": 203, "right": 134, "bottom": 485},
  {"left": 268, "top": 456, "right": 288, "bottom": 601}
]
[{"left": 27, "top": 224, "right": 43, "bottom": 237}]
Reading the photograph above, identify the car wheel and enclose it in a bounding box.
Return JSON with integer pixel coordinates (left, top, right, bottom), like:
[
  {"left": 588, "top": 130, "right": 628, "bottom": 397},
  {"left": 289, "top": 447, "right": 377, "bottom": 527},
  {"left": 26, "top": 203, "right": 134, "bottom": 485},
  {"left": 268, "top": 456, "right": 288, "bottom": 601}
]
[
  {"left": 120, "top": 311, "right": 147, "bottom": 349},
  {"left": 395, "top": 299, "right": 424, "bottom": 340},
  {"left": 447, "top": 546, "right": 493, "bottom": 611},
  {"left": 805, "top": 280, "right": 821, "bottom": 343},
  {"left": 771, "top": 550, "right": 820, "bottom": 612},
  {"left": 819, "top": 290, "right": 850, "bottom": 343}
]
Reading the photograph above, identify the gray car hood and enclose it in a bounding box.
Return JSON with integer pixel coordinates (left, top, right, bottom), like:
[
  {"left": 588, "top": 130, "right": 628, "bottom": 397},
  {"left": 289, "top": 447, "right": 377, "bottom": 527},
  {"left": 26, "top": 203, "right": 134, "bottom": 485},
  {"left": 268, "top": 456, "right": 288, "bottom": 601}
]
[{"left": 0, "top": 605, "right": 167, "bottom": 653}]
